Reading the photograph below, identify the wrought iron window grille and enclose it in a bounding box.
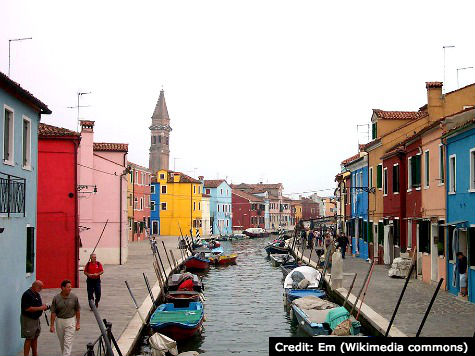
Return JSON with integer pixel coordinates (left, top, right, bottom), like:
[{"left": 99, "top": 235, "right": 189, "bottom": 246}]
[{"left": 0, "top": 172, "right": 26, "bottom": 217}]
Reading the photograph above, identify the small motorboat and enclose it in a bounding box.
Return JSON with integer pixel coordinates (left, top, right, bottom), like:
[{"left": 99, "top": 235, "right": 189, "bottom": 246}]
[
  {"left": 243, "top": 228, "right": 270, "bottom": 238},
  {"left": 265, "top": 242, "right": 289, "bottom": 256},
  {"left": 291, "top": 296, "right": 361, "bottom": 336},
  {"left": 270, "top": 254, "right": 295, "bottom": 267},
  {"left": 185, "top": 253, "right": 210, "bottom": 271},
  {"left": 165, "top": 290, "right": 201, "bottom": 306},
  {"left": 167, "top": 273, "right": 203, "bottom": 292},
  {"left": 215, "top": 253, "right": 238, "bottom": 265},
  {"left": 283, "top": 266, "right": 322, "bottom": 289},
  {"left": 150, "top": 302, "right": 204, "bottom": 341}
]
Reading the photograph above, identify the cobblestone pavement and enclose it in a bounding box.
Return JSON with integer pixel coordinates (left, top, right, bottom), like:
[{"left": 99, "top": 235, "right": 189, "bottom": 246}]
[
  {"left": 298, "top": 247, "right": 475, "bottom": 337},
  {"left": 18, "top": 236, "right": 184, "bottom": 356}
]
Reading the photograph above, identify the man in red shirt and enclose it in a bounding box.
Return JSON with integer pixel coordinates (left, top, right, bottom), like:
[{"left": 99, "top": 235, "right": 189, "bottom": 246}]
[{"left": 84, "top": 254, "right": 104, "bottom": 308}]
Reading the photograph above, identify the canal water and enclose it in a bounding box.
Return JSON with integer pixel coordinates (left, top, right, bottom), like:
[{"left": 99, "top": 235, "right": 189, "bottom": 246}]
[{"left": 179, "top": 237, "right": 306, "bottom": 355}]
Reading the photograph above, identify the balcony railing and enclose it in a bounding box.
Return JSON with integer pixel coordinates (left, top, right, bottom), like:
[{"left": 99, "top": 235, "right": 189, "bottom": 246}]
[{"left": 0, "top": 172, "right": 26, "bottom": 217}]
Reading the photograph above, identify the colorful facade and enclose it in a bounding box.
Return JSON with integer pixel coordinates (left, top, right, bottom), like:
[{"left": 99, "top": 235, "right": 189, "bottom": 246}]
[
  {"left": 77, "top": 120, "right": 129, "bottom": 265},
  {"left": 203, "top": 179, "right": 232, "bottom": 235},
  {"left": 0, "top": 72, "right": 51, "bottom": 355},
  {"left": 129, "top": 162, "right": 152, "bottom": 241},
  {"left": 150, "top": 181, "right": 160, "bottom": 235},
  {"left": 157, "top": 170, "right": 202, "bottom": 237},
  {"left": 37, "top": 124, "right": 80, "bottom": 288},
  {"left": 232, "top": 189, "right": 265, "bottom": 230}
]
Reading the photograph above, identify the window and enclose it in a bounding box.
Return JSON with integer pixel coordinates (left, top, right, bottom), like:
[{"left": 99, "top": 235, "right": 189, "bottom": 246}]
[
  {"left": 140, "top": 197, "right": 143, "bottom": 210},
  {"left": 129, "top": 171, "right": 133, "bottom": 183},
  {"left": 152, "top": 136, "right": 156, "bottom": 144},
  {"left": 135, "top": 171, "right": 139, "bottom": 184},
  {"left": 439, "top": 144, "right": 445, "bottom": 184},
  {"left": 424, "top": 150, "right": 430, "bottom": 188},
  {"left": 161, "top": 202, "right": 167, "bottom": 210},
  {"left": 26, "top": 227, "right": 35, "bottom": 274},
  {"left": 383, "top": 167, "right": 388, "bottom": 195},
  {"left": 193, "top": 185, "right": 196, "bottom": 194},
  {"left": 22, "top": 117, "right": 31, "bottom": 168},
  {"left": 158, "top": 136, "right": 162, "bottom": 143},
  {"left": 161, "top": 185, "right": 167, "bottom": 194},
  {"left": 151, "top": 201, "right": 155, "bottom": 211},
  {"left": 393, "top": 164, "right": 399, "bottom": 193},
  {"left": 198, "top": 186, "right": 201, "bottom": 194},
  {"left": 198, "top": 202, "right": 201, "bottom": 210},
  {"left": 3, "top": 106, "right": 14, "bottom": 164},
  {"left": 449, "top": 154, "right": 456, "bottom": 193},
  {"left": 193, "top": 202, "right": 196, "bottom": 211},
  {"left": 226, "top": 219, "right": 229, "bottom": 227},
  {"left": 160, "top": 173, "right": 165, "bottom": 180},
  {"left": 372, "top": 122, "right": 377, "bottom": 139},
  {"left": 411, "top": 154, "right": 421, "bottom": 188},
  {"left": 166, "top": 137, "right": 169, "bottom": 145},
  {"left": 206, "top": 188, "right": 210, "bottom": 194},
  {"left": 217, "top": 204, "right": 220, "bottom": 212},
  {"left": 470, "top": 148, "right": 475, "bottom": 191},
  {"left": 151, "top": 185, "right": 155, "bottom": 194},
  {"left": 369, "top": 167, "right": 373, "bottom": 188},
  {"left": 141, "top": 173, "right": 144, "bottom": 185},
  {"left": 134, "top": 197, "right": 138, "bottom": 210},
  {"left": 408, "top": 157, "right": 412, "bottom": 190},
  {"left": 220, "top": 189, "right": 223, "bottom": 195},
  {"left": 376, "top": 164, "right": 382, "bottom": 189}
]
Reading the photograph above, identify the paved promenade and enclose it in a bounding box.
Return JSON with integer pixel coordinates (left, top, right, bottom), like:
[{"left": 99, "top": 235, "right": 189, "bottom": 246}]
[
  {"left": 299, "top": 247, "right": 475, "bottom": 337},
  {"left": 20, "top": 236, "right": 183, "bottom": 356}
]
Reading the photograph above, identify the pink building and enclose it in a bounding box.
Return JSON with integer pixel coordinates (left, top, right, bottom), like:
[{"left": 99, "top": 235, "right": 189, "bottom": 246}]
[{"left": 78, "top": 120, "right": 129, "bottom": 265}]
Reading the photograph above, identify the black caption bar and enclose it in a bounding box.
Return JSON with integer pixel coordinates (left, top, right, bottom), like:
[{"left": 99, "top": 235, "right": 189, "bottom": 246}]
[{"left": 269, "top": 337, "right": 474, "bottom": 356}]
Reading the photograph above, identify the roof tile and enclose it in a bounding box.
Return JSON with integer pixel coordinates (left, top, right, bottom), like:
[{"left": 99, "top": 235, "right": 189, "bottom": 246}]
[
  {"left": 373, "top": 109, "right": 428, "bottom": 120},
  {"left": 93, "top": 142, "right": 128, "bottom": 152},
  {"left": 39, "top": 123, "right": 79, "bottom": 137}
]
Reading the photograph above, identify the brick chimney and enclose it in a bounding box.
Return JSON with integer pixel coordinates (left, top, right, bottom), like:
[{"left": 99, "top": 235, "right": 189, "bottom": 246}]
[{"left": 426, "top": 82, "right": 444, "bottom": 121}]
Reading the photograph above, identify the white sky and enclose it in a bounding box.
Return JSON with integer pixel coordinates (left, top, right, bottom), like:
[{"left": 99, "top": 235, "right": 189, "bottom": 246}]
[{"left": 2, "top": 0, "right": 474, "bottom": 198}]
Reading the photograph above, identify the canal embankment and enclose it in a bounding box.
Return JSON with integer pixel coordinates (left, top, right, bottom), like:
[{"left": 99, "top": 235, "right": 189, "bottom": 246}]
[
  {"left": 294, "top": 242, "right": 475, "bottom": 337},
  {"left": 24, "top": 237, "right": 182, "bottom": 356}
]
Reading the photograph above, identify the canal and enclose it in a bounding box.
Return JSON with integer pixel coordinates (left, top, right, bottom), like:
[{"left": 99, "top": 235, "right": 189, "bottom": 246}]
[
  {"left": 179, "top": 237, "right": 305, "bottom": 355},
  {"left": 137, "top": 237, "right": 306, "bottom": 356}
]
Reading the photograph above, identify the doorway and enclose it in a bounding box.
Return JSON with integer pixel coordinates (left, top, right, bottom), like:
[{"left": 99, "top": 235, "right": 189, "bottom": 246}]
[{"left": 430, "top": 223, "right": 438, "bottom": 282}]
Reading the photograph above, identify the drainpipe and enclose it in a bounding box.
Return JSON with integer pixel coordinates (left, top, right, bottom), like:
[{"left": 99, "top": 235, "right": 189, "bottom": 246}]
[{"left": 73, "top": 138, "right": 80, "bottom": 287}]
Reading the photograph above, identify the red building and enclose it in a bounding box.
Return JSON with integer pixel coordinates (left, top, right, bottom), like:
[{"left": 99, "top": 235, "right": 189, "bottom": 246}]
[
  {"left": 129, "top": 162, "right": 152, "bottom": 241},
  {"left": 301, "top": 197, "right": 320, "bottom": 220},
  {"left": 232, "top": 189, "right": 265, "bottom": 230},
  {"left": 37, "top": 123, "right": 80, "bottom": 288}
]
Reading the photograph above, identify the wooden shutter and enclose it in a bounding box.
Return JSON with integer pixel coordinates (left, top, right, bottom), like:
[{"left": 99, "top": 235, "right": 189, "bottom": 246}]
[{"left": 377, "top": 165, "right": 382, "bottom": 188}]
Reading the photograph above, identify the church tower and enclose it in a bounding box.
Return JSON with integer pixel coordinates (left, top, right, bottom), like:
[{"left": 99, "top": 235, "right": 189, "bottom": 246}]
[{"left": 149, "top": 89, "right": 172, "bottom": 173}]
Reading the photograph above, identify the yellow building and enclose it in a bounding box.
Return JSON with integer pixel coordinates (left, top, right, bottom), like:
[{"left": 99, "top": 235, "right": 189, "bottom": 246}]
[
  {"left": 157, "top": 170, "right": 202, "bottom": 236},
  {"left": 291, "top": 201, "right": 303, "bottom": 225}
]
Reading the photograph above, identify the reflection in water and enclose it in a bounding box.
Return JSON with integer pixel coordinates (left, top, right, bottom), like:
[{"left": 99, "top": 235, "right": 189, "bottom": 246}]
[{"left": 178, "top": 237, "right": 306, "bottom": 355}]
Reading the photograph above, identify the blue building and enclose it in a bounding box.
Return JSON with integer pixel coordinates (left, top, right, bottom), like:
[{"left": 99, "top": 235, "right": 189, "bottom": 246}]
[
  {"left": 203, "top": 179, "right": 232, "bottom": 236},
  {"left": 345, "top": 154, "right": 369, "bottom": 260},
  {"left": 150, "top": 181, "right": 160, "bottom": 235},
  {"left": 444, "top": 109, "right": 475, "bottom": 303},
  {"left": 0, "top": 72, "right": 51, "bottom": 355}
]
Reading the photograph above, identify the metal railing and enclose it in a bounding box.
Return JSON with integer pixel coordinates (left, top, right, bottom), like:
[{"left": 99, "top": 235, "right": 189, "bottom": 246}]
[
  {"left": 0, "top": 171, "right": 26, "bottom": 216},
  {"left": 84, "top": 300, "right": 122, "bottom": 356}
]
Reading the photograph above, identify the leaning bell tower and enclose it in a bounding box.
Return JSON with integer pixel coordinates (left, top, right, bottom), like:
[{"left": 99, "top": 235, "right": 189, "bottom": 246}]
[{"left": 149, "top": 89, "right": 172, "bottom": 173}]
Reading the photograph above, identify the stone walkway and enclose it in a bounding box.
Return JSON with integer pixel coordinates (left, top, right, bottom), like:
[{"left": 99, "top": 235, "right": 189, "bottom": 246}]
[
  {"left": 298, "top": 247, "right": 475, "bottom": 337},
  {"left": 21, "top": 236, "right": 184, "bottom": 356}
]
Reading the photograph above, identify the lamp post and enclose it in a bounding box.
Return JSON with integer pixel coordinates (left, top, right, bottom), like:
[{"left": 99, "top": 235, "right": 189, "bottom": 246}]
[
  {"left": 8, "top": 37, "right": 32, "bottom": 77},
  {"left": 443, "top": 45, "right": 455, "bottom": 93},
  {"left": 456, "top": 66, "right": 474, "bottom": 88}
]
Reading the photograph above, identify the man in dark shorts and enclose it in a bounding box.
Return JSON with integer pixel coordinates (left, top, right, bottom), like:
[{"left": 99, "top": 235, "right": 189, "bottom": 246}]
[
  {"left": 84, "top": 253, "right": 104, "bottom": 308},
  {"left": 21, "top": 280, "right": 48, "bottom": 356}
]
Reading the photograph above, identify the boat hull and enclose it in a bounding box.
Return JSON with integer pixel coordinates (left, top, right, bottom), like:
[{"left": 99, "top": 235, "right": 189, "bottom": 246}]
[
  {"left": 285, "top": 288, "right": 326, "bottom": 303},
  {"left": 217, "top": 254, "right": 237, "bottom": 265},
  {"left": 265, "top": 245, "right": 289, "bottom": 255},
  {"left": 152, "top": 319, "right": 203, "bottom": 341},
  {"left": 185, "top": 256, "right": 210, "bottom": 271},
  {"left": 291, "top": 305, "right": 330, "bottom": 336}
]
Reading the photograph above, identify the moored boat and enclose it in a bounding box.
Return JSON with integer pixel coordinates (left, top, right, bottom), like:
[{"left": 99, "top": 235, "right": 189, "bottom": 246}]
[
  {"left": 216, "top": 253, "right": 238, "bottom": 265},
  {"left": 265, "top": 243, "right": 289, "bottom": 256},
  {"left": 243, "top": 227, "right": 270, "bottom": 238},
  {"left": 165, "top": 290, "right": 201, "bottom": 306},
  {"left": 167, "top": 273, "right": 204, "bottom": 292},
  {"left": 185, "top": 254, "right": 210, "bottom": 271},
  {"left": 269, "top": 253, "right": 295, "bottom": 267},
  {"left": 280, "top": 262, "right": 299, "bottom": 277},
  {"left": 150, "top": 302, "right": 204, "bottom": 341},
  {"left": 286, "top": 289, "right": 326, "bottom": 302}
]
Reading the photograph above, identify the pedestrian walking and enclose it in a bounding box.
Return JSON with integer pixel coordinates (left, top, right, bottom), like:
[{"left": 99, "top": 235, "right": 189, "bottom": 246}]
[
  {"left": 21, "top": 280, "right": 48, "bottom": 356},
  {"left": 307, "top": 229, "right": 314, "bottom": 248},
  {"left": 457, "top": 252, "right": 468, "bottom": 297},
  {"left": 337, "top": 235, "right": 349, "bottom": 259},
  {"left": 50, "top": 279, "right": 80, "bottom": 356},
  {"left": 84, "top": 253, "right": 104, "bottom": 308}
]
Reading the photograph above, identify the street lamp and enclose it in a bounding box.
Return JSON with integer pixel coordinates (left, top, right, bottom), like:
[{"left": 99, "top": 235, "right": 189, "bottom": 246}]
[
  {"left": 8, "top": 37, "right": 32, "bottom": 77},
  {"left": 456, "top": 66, "right": 474, "bottom": 88},
  {"left": 443, "top": 45, "right": 455, "bottom": 93}
]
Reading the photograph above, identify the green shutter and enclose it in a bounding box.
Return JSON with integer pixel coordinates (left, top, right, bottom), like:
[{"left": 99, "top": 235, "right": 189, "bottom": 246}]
[
  {"left": 377, "top": 165, "right": 382, "bottom": 188},
  {"left": 368, "top": 222, "right": 374, "bottom": 243},
  {"left": 413, "top": 155, "right": 421, "bottom": 186},
  {"left": 372, "top": 122, "right": 377, "bottom": 139}
]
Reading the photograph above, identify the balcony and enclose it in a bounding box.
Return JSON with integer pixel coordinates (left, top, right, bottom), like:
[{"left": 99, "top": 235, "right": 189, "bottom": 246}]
[{"left": 0, "top": 172, "right": 26, "bottom": 217}]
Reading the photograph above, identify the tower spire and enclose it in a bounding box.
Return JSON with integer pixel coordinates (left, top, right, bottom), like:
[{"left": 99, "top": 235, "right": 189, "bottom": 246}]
[{"left": 149, "top": 89, "right": 172, "bottom": 173}]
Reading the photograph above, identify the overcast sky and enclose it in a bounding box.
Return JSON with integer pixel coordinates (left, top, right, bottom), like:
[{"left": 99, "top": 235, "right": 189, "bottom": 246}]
[{"left": 2, "top": 1, "right": 475, "bottom": 198}]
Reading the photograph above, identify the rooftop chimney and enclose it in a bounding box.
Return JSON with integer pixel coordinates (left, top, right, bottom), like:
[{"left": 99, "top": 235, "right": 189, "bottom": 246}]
[
  {"left": 80, "top": 120, "right": 95, "bottom": 132},
  {"left": 426, "top": 82, "right": 444, "bottom": 121}
]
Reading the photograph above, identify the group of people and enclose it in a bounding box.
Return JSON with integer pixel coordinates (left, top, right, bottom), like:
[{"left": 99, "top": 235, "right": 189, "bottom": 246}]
[
  {"left": 20, "top": 254, "right": 103, "bottom": 356},
  {"left": 300, "top": 228, "right": 350, "bottom": 259}
]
